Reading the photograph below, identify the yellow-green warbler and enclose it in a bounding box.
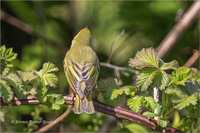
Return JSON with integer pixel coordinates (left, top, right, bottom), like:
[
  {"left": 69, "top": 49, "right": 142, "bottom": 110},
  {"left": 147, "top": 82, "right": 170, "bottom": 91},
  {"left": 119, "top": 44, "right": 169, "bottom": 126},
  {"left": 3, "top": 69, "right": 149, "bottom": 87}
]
[{"left": 63, "top": 28, "right": 100, "bottom": 114}]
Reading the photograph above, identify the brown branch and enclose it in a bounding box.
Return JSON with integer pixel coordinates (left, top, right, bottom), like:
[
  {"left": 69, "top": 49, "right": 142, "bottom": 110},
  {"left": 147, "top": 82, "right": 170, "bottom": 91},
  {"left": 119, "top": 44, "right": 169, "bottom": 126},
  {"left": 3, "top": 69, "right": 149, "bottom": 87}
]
[
  {"left": 35, "top": 105, "right": 72, "bottom": 133},
  {"left": 184, "top": 49, "right": 199, "bottom": 67},
  {"left": 156, "top": 0, "right": 200, "bottom": 58},
  {"left": 1, "top": 95, "right": 182, "bottom": 132},
  {"left": 0, "top": 10, "right": 68, "bottom": 54}
]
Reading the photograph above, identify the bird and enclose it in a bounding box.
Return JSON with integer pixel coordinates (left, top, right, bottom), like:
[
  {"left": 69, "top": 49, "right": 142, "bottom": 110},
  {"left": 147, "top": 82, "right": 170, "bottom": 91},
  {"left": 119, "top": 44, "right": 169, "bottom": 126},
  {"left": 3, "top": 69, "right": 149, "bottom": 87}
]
[{"left": 63, "top": 27, "right": 99, "bottom": 114}]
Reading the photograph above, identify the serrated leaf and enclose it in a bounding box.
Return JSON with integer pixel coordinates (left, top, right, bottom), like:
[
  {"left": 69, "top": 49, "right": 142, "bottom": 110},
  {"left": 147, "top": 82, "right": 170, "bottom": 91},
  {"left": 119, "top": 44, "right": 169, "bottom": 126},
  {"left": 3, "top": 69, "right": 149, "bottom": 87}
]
[
  {"left": 111, "top": 86, "right": 137, "bottom": 100},
  {"left": 159, "top": 117, "right": 169, "bottom": 127},
  {"left": 0, "top": 57, "right": 7, "bottom": 74},
  {"left": 127, "top": 96, "right": 142, "bottom": 112},
  {"left": 190, "top": 68, "right": 200, "bottom": 84},
  {"left": 156, "top": 101, "right": 163, "bottom": 116},
  {"left": 169, "top": 67, "right": 191, "bottom": 86},
  {"left": 2, "top": 73, "right": 24, "bottom": 99},
  {"left": 185, "top": 80, "right": 199, "bottom": 95},
  {"left": 18, "top": 71, "right": 38, "bottom": 83},
  {"left": 160, "top": 60, "right": 179, "bottom": 70},
  {"left": 142, "top": 97, "right": 156, "bottom": 112},
  {"left": 143, "top": 112, "right": 159, "bottom": 117},
  {"left": 151, "top": 71, "right": 169, "bottom": 90},
  {"left": 0, "top": 45, "right": 6, "bottom": 57},
  {"left": 126, "top": 123, "right": 148, "bottom": 133},
  {"left": 137, "top": 68, "right": 158, "bottom": 91},
  {"left": 165, "top": 85, "right": 187, "bottom": 97},
  {"left": 129, "top": 48, "right": 158, "bottom": 69},
  {"left": 36, "top": 62, "right": 58, "bottom": 87},
  {"left": 172, "top": 94, "right": 198, "bottom": 110},
  {"left": 0, "top": 45, "right": 17, "bottom": 64},
  {"left": 0, "top": 79, "right": 13, "bottom": 103},
  {"left": 96, "top": 78, "right": 119, "bottom": 100},
  {"left": 46, "top": 93, "right": 65, "bottom": 110}
]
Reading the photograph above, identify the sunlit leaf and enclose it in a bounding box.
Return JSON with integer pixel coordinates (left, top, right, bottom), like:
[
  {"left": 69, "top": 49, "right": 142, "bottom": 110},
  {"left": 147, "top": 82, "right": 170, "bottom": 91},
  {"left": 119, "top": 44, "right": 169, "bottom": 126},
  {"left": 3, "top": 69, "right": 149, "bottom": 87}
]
[
  {"left": 127, "top": 96, "right": 142, "bottom": 112},
  {"left": 111, "top": 86, "right": 137, "bottom": 100},
  {"left": 143, "top": 111, "right": 159, "bottom": 117},
  {"left": 129, "top": 48, "right": 158, "bottom": 69},
  {"left": 172, "top": 94, "right": 198, "bottom": 110},
  {"left": 169, "top": 67, "right": 191, "bottom": 86},
  {"left": 160, "top": 60, "right": 179, "bottom": 70},
  {"left": 126, "top": 123, "right": 148, "bottom": 133},
  {"left": 18, "top": 71, "right": 38, "bottom": 83},
  {"left": 159, "top": 117, "right": 169, "bottom": 127},
  {"left": 46, "top": 92, "right": 65, "bottom": 110},
  {"left": 151, "top": 70, "right": 169, "bottom": 90},
  {"left": 0, "top": 79, "right": 13, "bottom": 103},
  {"left": 35, "top": 62, "right": 58, "bottom": 87},
  {"left": 142, "top": 97, "right": 156, "bottom": 112},
  {"left": 137, "top": 68, "right": 157, "bottom": 91}
]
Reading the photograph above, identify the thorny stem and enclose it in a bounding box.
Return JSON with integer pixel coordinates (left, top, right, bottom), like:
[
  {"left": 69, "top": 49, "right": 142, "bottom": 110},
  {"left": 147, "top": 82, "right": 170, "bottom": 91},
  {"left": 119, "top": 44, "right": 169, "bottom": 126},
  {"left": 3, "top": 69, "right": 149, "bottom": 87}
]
[{"left": 1, "top": 95, "right": 182, "bottom": 132}]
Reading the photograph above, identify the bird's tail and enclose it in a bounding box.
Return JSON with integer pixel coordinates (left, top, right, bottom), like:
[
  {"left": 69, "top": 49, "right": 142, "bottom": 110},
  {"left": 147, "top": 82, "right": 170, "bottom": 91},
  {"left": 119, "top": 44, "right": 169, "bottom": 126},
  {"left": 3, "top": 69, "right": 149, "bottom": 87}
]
[{"left": 74, "top": 92, "right": 94, "bottom": 114}]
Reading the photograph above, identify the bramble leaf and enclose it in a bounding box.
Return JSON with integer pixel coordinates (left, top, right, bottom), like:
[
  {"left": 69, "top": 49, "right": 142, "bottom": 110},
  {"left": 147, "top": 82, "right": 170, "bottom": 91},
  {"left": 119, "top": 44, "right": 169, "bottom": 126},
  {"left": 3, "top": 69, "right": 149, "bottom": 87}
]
[
  {"left": 159, "top": 117, "right": 169, "bottom": 127},
  {"left": 35, "top": 62, "right": 58, "bottom": 87},
  {"left": 111, "top": 86, "right": 137, "bottom": 100},
  {"left": 127, "top": 96, "right": 142, "bottom": 112},
  {"left": 190, "top": 68, "right": 200, "bottom": 84},
  {"left": 137, "top": 68, "right": 157, "bottom": 91},
  {"left": 160, "top": 60, "right": 179, "bottom": 70},
  {"left": 126, "top": 123, "right": 149, "bottom": 133},
  {"left": 0, "top": 79, "right": 13, "bottom": 103},
  {"left": 151, "top": 70, "right": 169, "bottom": 90},
  {"left": 169, "top": 67, "right": 191, "bottom": 86},
  {"left": 129, "top": 48, "right": 158, "bottom": 69},
  {"left": 142, "top": 97, "right": 156, "bottom": 112},
  {"left": 143, "top": 112, "right": 159, "bottom": 117},
  {"left": 172, "top": 94, "right": 198, "bottom": 110},
  {"left": 46, "top": 93, "right": 65, "bottom": 110}
]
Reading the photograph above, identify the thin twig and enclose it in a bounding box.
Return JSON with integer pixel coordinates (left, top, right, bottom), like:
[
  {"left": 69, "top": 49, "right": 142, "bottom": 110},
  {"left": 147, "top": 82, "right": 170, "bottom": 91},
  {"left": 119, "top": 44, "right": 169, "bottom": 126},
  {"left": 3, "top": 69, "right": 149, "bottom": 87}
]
[
  {"left": 100, "top": 62, "right": 138, "bottom": 74},
  {"left": 35, "top": 105, "right": 72, "bottom": 133},
  {"left": 0, "top": 10, "right": 68, "bottom": 54},
  {"left": 1, "top": 95, "right": 182, "bottom": 132},
  {"left": 107, "top": 29, "right": 125, "bottom": 63},
  {"left": 156, "top": 0, "right": 200, "bottom": 58},
  {"left": 184, "top": 49, "right": 199, "bottom": 67}
]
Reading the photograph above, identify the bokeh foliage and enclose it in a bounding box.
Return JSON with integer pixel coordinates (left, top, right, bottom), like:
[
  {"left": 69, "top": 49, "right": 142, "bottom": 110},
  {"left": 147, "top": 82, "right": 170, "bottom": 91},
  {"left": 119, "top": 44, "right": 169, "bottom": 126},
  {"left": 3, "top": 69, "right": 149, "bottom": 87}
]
[{"left": 1, "top": 1, "right": 199, "bottom": 132}]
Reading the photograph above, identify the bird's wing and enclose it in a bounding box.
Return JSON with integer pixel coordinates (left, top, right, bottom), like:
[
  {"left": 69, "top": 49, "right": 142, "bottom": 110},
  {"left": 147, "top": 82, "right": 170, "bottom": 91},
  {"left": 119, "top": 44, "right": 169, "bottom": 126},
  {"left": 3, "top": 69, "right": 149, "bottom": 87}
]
[{"left": 65, "top": 54, "right": 99, "bottom": 99}]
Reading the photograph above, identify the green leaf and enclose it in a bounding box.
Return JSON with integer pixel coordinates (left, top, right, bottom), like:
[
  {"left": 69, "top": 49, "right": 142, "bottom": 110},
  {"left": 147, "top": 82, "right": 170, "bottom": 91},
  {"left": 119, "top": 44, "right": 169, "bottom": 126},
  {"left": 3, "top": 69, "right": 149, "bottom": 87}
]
[
  {"left": 96, "top": 78, "right": 119, "bottom": 100},
  {"left": 0, "top": 57, "right": 7, "bottom": 74},
  {"left": 0, "top": 45, "right": 17, "bottom": 64},
  {"left": 46, "top": 93, "right": 65, "bottom": 110},
  {"left": 159, "top": 117, "right": 169, "bottom": 127},
  {"left": 126, "top": 123, "right": 148, "bottom": 133},
  {"left": 127, "top": 96, "right": 142, "bottom": 112},
  {"left": 190, "top": 68, "right": 200, "bottom": 84},
  {"left": 172, "top": 94, "right": 198, "bottom": 110},
  {"left": 18, "top": 71, "right": 38, "bottom": 84},
  {"left": 129, "top": 48, "right": 158, "bottom": 69},
  {"left": 2, "top": 73, "right": 24, "bottom": 99},
  {"left": 137, "top": 68, "right": 158, "bottom": 91},
  {"left": 142, "top": 97, "right": 156, "bottom": 112},
  {"left": 185, "top": 79, "right": 199, "bottom": 95},
  {"left": 0, "top": 79, "right": 13, "bottom": 103},
  {"left": 169, "top": 67, "right": 191, "bottom": 86},
  {"left": 156, "top": 101, "right": 163, "bottom": 116},
  {"left": 143, "top": 111, "right": 159, "bottom": 117},
  {"left": 160, "top": 60, "right": 179, "bottom": 70},
  {"left": 36, "top": 62, "right": 59, "bottom": 87},
  {"left": 151, "top": 70, "right": 169, "bottom": 90},
  {"left": 111, "top": 86, "right": 137, "bottom": 100},
  {"left": 165, "top": 85, "right": 187, "bottom": 97},
  {"left": 0, "top": 112, "right": 5, "bottom": 122}
]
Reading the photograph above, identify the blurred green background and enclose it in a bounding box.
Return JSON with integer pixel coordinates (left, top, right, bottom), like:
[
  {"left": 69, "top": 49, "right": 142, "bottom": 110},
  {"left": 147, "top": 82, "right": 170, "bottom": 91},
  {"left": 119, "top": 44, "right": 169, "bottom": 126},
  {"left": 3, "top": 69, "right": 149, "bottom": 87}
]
[{"left": 1, "top": 1, "right": 199, "bottom": 132}]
